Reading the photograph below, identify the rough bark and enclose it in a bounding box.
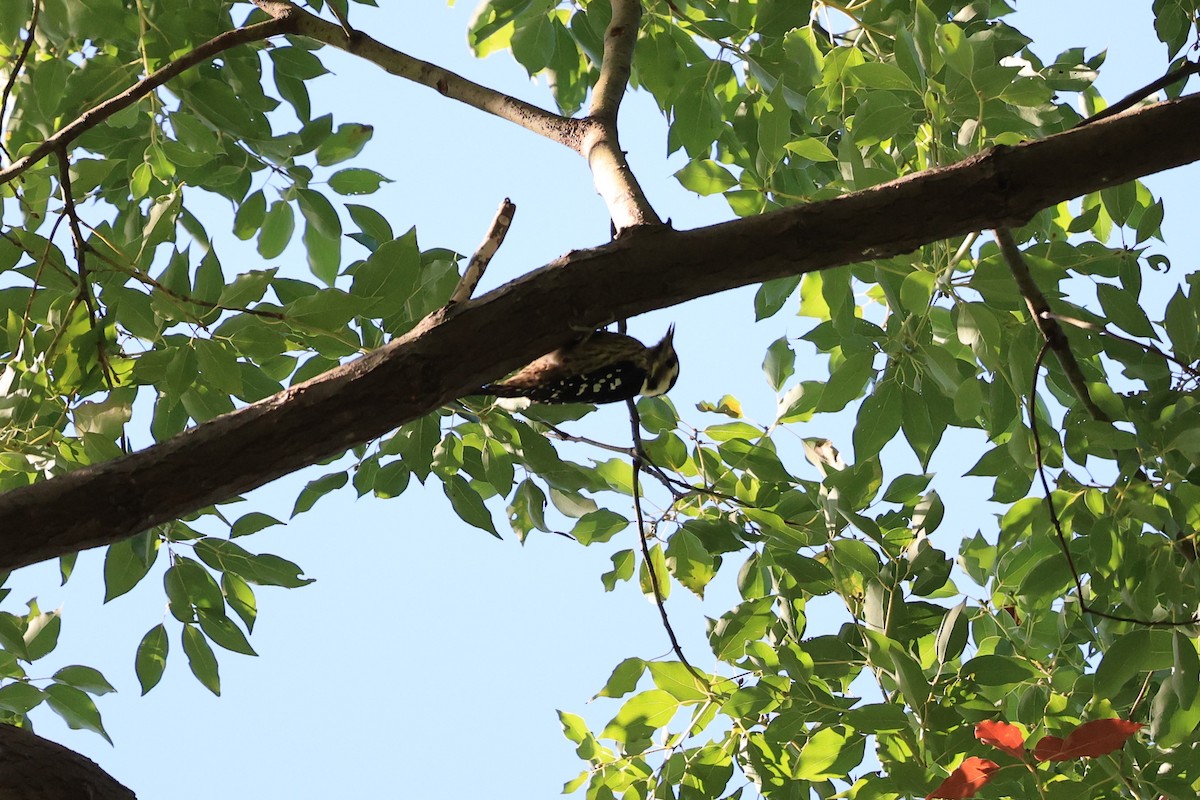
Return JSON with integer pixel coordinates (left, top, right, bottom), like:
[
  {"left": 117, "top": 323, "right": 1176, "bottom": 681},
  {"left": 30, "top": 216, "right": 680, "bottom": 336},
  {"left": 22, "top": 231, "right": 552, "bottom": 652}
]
[
  {"left": 0, "top": 94, "right": 1198, "bottom": 572},
  {"left": 0, "top": 724, "right": 136, "bottom": 800}
]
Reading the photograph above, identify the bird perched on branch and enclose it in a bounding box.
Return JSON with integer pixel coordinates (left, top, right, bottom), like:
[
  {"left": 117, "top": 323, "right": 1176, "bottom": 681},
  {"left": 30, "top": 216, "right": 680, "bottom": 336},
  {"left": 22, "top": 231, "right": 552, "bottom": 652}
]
[{"left": 479, "top": 326, "right": 679, "bottom": 404}]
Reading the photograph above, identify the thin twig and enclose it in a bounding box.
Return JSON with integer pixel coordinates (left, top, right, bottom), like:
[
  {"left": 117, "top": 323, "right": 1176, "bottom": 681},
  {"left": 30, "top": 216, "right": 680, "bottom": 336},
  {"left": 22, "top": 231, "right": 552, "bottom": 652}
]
[
  {"left": 0, "top": 0, "right": 39, "bottom": 162},
  {"left": 448, "top": 198, "right": 516, "bottom": 306},
  {"left": 543, "top": 422, "right": 636, "bottom": 458},
  {"left": 626, "top": 398, "right": 708, "bottom": 686},
  {"left": 54, "top": 150, "right": 98, "bottom": 324},
  {"left": 83, "top": 243, "right": 286, "bottom": 321},
  {"left": 1028, "top": 342, "right": 1197, "bottom": 627},
  {"left": 995, "top": 228, "right": 1109, "bottom": 421},
  {"left": 1079, "top": 59, "right": 1200, "bottom": 127},
  {"left": 0, "top": 14, "right": 294, "bottom": 186},
  {"left": 1046, "top": 312, "right": 1200, "bottom": 380}
]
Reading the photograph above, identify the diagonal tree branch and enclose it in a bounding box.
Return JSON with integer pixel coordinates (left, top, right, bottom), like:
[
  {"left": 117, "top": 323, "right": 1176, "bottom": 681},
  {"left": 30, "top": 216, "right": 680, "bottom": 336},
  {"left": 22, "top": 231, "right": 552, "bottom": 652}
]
[
  {"left": 0, "top": 0, "right": 39, "bottom": 162},
  {"left": 251, "top": 0, "right": 579, "bottom": 148},
  {"left": 0, "top": 94, "right": 1199, "bottom": 572}
]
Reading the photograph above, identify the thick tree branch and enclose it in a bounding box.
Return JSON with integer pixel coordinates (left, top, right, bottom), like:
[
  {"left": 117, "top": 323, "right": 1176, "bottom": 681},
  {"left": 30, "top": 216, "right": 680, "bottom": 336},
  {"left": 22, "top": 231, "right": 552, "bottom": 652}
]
[
  {"left": 579, "top": 118, "right": 663, "bottom": 229},
  {"left": 0, "top": 724, "right": 136, "bottom": 800},
  {"left": 1, "top": 95, "right": 1200, "bottom": 572},
  {"left": 589, "top": 0, "right": 641, "bottom": 122},
  {"left": 251, "top": 0, "right": 579, "bottom": 148},
  {"left": 0, "top": 15, "right": 292, "bottom": 186}
]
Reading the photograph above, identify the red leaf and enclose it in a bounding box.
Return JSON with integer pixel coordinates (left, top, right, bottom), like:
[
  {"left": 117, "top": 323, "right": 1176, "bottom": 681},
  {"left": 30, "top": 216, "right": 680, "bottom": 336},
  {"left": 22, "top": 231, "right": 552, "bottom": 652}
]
[
  {"left": 1033, "top": 735, "right": 1066, "bottom": 762},
  {"left": 975, "top": 720, "right": 1026, "bottom": 758},
  {"left": 926, "top": 757, "right": 1000, "bottom": 800},
  {"left": 1034, "top": 719, "right": 1143, "bottom": 761}
]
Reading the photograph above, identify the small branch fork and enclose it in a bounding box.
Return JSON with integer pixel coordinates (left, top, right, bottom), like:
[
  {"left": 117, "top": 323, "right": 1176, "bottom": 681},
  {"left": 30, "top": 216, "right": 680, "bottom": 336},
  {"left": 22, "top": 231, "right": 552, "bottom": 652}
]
[
  {"left": 54, "top": 148, "right": 115, "bottom": 387},
  {"left": 1079, "top": 58, "right": 1200, "bottom": 127},
  {"left": 0, "top": 0, "right": 661, "bottom": 233},
  {"left": 997, "top": 228, "right": 1198, "bottom": 628}
]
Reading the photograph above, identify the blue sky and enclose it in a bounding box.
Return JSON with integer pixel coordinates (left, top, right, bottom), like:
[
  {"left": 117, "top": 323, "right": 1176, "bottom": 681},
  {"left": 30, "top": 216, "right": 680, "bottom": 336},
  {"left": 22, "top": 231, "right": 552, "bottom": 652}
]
[{"left": 5, "top": 2, "right": 1197, "bottom": 798}]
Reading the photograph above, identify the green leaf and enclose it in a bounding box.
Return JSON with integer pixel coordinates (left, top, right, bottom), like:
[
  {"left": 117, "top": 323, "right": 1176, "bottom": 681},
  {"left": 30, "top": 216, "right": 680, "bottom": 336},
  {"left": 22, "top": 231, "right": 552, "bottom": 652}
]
[
  {"left": 222, "top": 573, "right": 258, "bottom": 633},
  {"left": 572, "top": 509, "right": 628, "bottom": 545},
  {"left": 665, "top": 528, "right": 716, "bottom": 598},
  {"left": 196, "top": 609, "right": 256, "bottom": 656},
  {"left": 596, "top": 657, "right": 646, "bottom": 699},
  {"left": 649, "top": 661, "right": 708, "bottom": 703},
  {"left": 443, "top": 474, "right": 500, "bottom": 537},
  {"left": 163, "top": 558, "right": 224, "bottom": 622},
  {"left": 315, "top": 123, "right": 373, "bottom": 166},
  {"left": 233, "top": 190, "right": 267, "bottom": 240},
  {"left": 960, "top": 654, "right": 1040, "bottom": 686},
  {"left": 674, "top": 159, "right": 738, "bottom": 195},
  {"left": 103, "top": 534, "right": 158, "bottom": 602},
  {"left": 601, "top": 549, "right": 635, "bottom": 591},
  {"left": 1094, "top": 629, "right": 1175, "bottom": 700},
  {"left": 292, "top": 471, "right": 349, "bottom": 517},
  {"left": 52, "top": 666, "right": 116, "bottom": 696},
  {"left": 44, "top": 684, "right": 110, "bottom": 743},
  {"left": 328, "top": 168, "right": 392, "bottom": 195},
  {"left": 258, "top": 201, "right": 295, "bottom": 259},
  {"left": 853, "top": 382, "right": 902, "bottom": 461},
  {"left": 600, "top": 689, "right": 680, "bottom": 744},
  {"left": 762, "top": 336, "right": 795, "bottom": 391},
  {"left": 794, "top": 726, "right": 851, "bottom": 781},
  {"left": 230, "top": 511, "right": 284, "bottom": 538},
  {"left": 0, "top": 683, "right": 46, "bottom": 714},
  {"left": 182, "top": 624, "right": 221, "bottom": 696},
  {"left": 785, "top": 137, "right": 837, "bottom": 162}
]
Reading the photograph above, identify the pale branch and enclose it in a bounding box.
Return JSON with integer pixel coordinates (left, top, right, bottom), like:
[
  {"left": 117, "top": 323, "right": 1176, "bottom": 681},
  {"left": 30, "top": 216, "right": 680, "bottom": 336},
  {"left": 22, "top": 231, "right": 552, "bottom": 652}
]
[
  {"left": 449, "top": 198, "right": 517, "bottom": 306},
  {"left": 580, "top": 119, "right": 663, "bottom": 230},
  {"left": 251, "top": 0, "right": 579, "bottom": 148},
  {"left": 578, "top": 0, "right": 661, "bottom": 230},
  {"left": 0, "top": 14, "right": 292, "bottom": 186},
  {"left": 258, "top": 0, "right": 659, "bottom": 229},
  {"left": 589, "top": 0, "right": 642, "bottom": 122},
  {"left": 994, "top": 227, "right": 1109, "bottom": 421},
  {"left": 1079, "top": 58, "right": 1200, "bottom": 127},
  {"left": 1, "top": 94, "right": 1200, "bottom": 571}
]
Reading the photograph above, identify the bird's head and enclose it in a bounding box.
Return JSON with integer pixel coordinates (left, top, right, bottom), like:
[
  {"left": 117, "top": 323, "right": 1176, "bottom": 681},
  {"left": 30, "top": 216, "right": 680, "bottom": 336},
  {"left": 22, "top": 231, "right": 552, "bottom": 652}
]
[{"left": 640, "top": 324, "right": 679, "bottom": 397}]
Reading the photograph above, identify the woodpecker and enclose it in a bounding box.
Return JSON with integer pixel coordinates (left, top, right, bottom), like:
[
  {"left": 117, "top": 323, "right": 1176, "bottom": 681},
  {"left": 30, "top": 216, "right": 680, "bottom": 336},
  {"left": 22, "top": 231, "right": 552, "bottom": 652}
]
[{"left": 480, "top": 326, "right": 679, "bottom": 404}]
